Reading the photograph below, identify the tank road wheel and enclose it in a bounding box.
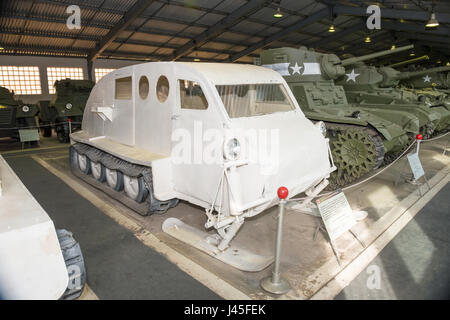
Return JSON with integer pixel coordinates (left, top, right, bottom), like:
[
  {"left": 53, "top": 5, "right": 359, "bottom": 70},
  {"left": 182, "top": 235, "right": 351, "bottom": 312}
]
[
  {"left": 90, "top": 161, "right": 106, "bottom": 182},
  {"left": 123, "top": 175, "right": 148, "bottom": 203},
  {"left": 77, "top": 153, "right": 91, "bottom": 175},
  {"left": 105, "top": 168, "right": 124, "bottom": 191},
  {"left": 330, "top": 129, "right": 384, "bottom": 187}
]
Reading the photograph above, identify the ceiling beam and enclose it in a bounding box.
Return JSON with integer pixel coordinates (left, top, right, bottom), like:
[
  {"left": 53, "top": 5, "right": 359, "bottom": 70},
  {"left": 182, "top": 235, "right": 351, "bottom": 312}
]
[
  {"left": 228, "top": 7, "right": 330, "bottom": 62},
  {"left": 396, "top": 32, "right": 450, "bottom": 45},
  {"left": 332, "top": 4, "right": 450, "bottom": 24},
  {"left": 382, "top": 21, "right": 450, "bottom": 37},
  {"left": 0, "top": 28, "right": 260, "bottom": 57},
  {"left": 0, "top": 43, "right": 227, "bottom": 62},
  {"left": 170, "top": 0, "right": 268, "bottom": 60},
  {"left": 87, "top": 0, "right": 157, "bottom": 62},
  {"left": 308, "top": 21, "right": 365, "bottom": 48}
]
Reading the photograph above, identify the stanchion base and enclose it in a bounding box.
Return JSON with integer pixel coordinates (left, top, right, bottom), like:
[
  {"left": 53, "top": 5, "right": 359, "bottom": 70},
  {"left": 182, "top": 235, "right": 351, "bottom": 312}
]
[{"left": 260, "top": 276, "right": 291, "bottom": 295}]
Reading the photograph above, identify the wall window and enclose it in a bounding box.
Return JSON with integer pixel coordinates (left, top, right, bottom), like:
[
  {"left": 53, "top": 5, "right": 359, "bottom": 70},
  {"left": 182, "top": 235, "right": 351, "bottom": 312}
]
[
  {"left": 179, "top": 80, "right": 208, "bottom": 110},
  {"left": 0, "top": 66, "right": 41, "bottom": 95},
  {"left": 115, "top": 76, "right": 132, "bottom": 100},
  {"left": 47, "top": 67, "right": 84, "bottom": 94},
  {"left": 95, "top": 68, "right": 116, "bottom": 82}
]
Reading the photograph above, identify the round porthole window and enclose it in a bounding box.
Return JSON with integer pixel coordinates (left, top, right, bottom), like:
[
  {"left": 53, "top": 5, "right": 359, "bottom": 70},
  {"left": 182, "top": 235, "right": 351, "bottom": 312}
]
[
  {"left": 139, "top": 76, "right": 149, "bottom": 100},
  {"left": 156, "top": 75, "right": 169, "bottom": 103}
]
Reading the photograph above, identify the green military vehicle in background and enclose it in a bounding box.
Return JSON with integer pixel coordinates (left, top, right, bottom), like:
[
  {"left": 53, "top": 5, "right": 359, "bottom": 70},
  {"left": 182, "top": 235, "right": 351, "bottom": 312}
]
[
  {"left": 259, "top": 45, "right": 421, "bottom": 187},
  {"left": 334, "top": 63, "right": 450, "bottom": 135},
  {"left": 38, "top": 79, "right": 94, "bottom": 143},
  {"left": 0, "top": 86, "right": 40, "bottom": 145},
  {"left": 398, "top": 66, "right": 450, "bottom": 109}
]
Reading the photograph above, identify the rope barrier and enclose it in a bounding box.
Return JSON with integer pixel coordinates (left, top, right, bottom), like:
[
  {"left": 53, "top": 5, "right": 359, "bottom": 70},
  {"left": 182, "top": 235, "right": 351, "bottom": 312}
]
[{"left": 0, "top": 120, "right": 82, "bottom": 130}]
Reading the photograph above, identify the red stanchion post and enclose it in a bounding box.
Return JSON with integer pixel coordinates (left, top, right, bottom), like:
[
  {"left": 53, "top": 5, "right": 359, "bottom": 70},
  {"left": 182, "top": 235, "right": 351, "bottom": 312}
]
[
  {"left": 261, "top": 186, "right": 291, "bottom": 295},
  {"left": 416, "top": 134, "right": 422, "bottom": 154}
]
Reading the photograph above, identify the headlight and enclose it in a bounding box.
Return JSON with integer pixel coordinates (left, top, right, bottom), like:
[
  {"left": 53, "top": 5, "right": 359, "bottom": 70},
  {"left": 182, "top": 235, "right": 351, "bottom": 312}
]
[
  {"left": 315, "top": 121, "right": 327, "bottom": 137},
  {"left": 66, "top": 103, "right": 73, "bottom": 110},
  {"left": 223, "top": 138, "right": 241, "bottom": 161},
  {"left": 22, "top": 105, "right": 29, "bottom": 113}
]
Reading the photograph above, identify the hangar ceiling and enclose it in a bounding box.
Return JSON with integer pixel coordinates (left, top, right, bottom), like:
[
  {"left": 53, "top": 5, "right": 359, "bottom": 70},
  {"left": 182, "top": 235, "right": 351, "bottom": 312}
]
[{"left": 0, "top": 0, "right": 449, "bottom": 66}]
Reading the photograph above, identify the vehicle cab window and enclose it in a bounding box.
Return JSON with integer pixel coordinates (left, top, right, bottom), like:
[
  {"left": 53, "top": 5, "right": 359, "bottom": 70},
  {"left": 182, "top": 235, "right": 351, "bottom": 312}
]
[{"left": 178, "top": 80, "right": 208, "bottom": 110}]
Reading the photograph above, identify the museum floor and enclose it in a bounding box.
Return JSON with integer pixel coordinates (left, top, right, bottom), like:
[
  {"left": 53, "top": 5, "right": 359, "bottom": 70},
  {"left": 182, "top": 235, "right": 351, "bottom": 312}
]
[{"left": 1, "top": 134, "right": 449, "bottom": 300}]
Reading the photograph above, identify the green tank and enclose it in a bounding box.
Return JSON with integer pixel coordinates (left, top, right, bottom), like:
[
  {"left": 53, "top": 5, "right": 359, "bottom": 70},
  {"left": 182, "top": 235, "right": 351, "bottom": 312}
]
[
  {"left": 259, "top": 45, "right": 420, "bottom": 187},
  {"left": 335, "top": 63, "right": 450, "bottom": 135},
  {"left": 38, "top": 79, "right": 94, "bottom": 143},
  {"left": 0, "top": 86, "right": 39, "bottom": 144},
  {"left": 398, "top": 67, "right": 450, "bottom": 109}
]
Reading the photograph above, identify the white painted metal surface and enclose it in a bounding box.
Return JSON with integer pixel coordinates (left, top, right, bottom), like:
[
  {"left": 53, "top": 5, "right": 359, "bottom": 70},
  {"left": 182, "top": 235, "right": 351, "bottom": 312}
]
[
  {"left": 71, "top": 62, "right": 335, "bottom": 256},
  {"left": 0, "top": 155, "right": 68, "bottom": 299}
]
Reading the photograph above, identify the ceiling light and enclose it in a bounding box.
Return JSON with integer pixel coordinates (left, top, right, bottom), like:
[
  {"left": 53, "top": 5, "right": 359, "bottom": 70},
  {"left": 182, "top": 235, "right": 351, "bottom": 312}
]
[
  {"left": 0, "top": 47, "right": 4, "bottom": 50},
  {"left": 273, "top": 7, "right": 283, "bottom": 18},
  {"left": 425, "top": 12, "right": 439, "bottom": 28},
  {"left": 194, "top": 58, "right": 200, "bottom": 62},
  {"left": 446, "top": 62, "right": 450, "bottom": 66},
  {"left": 410, "top": 51, "right": 415, "bottom": 56},
  {"left": 437, "top": 60, "right": 442, "bottom": 64},
  {"left": 328, "top": 25, "right": 335, "bottom": 32},
  {"left": 391, "top": 45, "right": 396, "bottom": 50},
  {"left": 365, "top": 36, "right": 371, "bottom": 43}
]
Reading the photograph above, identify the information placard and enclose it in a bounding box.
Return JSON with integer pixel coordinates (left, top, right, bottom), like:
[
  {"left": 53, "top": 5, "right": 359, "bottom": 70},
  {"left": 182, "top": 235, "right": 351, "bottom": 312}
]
[
  {"left": 316, "top": 191, "right": 356, "bottom": 241},
  {"left": 19, "top": 129, "right": 40, "bottom": 142},
  {"left": 407, "top": 152, "right": 424, "bottom": 180}
]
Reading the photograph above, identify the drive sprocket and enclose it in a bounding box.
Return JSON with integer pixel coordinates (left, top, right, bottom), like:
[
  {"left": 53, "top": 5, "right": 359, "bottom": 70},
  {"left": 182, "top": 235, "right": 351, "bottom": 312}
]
[{"left": 328, "top": 126, "right": 384, "bottom": 188}]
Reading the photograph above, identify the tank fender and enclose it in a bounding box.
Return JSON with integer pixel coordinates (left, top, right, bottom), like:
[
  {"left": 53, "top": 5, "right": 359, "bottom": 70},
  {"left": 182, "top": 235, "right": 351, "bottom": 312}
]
[
  {"left": 304, "top": 111, "right": 369, "bottom": 126},
  {"left": 358, "top": 110, "right": 411, "bottom": 141}
]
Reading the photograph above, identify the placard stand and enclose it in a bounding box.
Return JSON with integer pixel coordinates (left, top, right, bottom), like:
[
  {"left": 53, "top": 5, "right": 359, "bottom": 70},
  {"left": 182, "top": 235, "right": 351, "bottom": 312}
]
[
  {"left": 312, "top": 190, "right": 366, "bottom": 266},
  {"left": 394, "top": 134, "right": 430, "bottom": 196}
]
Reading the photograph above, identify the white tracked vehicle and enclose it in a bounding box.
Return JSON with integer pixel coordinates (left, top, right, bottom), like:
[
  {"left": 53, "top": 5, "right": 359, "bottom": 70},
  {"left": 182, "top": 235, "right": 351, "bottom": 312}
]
[
  {"left": 0, "top": 156, "right": 86, "bottom": 300},
  {"left": 70, "top": 62, "right": 335, "bottom": 271}
]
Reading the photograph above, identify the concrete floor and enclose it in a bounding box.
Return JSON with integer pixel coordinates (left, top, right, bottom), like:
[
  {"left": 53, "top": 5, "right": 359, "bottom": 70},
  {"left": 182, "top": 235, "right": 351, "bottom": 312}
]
[
  {"left": 1, "top": 134, "right": 449, "bottom": 299},
  {"left": 2, "top": 150, "right": 220, "bottom": 300},
  {"left": 335, "top": 182, "right": 450, "bottom": 300}
]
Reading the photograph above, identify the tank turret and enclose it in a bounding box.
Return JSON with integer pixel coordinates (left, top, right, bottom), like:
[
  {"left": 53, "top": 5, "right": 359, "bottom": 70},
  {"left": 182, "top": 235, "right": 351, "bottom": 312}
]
[
  {"left": 379, "top": 65, "right": 450, "bottom": 87},
  {"left": 260, "top": 45, "right": 414, "bottom": 82},
  {"left": 321, "top": 44, "right": 413, "bottom": 80}
]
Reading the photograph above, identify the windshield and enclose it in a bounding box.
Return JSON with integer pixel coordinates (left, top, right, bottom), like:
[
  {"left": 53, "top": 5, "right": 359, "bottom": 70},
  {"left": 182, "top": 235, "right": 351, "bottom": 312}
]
[{"left": 215, "top": 83, "right": 295, "bottom": 118}]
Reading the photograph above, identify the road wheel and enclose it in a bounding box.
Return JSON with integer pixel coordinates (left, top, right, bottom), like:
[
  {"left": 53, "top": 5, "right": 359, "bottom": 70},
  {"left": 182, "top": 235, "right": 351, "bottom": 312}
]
[
  {"left": 91, "top": 161, "right": 106, "bottom": 182},
  {"left": 105, "top": 168, "right": 124, "bottom": 191},
  {"left": 123, "top": 175, "right": 148, "bottom": 203}
]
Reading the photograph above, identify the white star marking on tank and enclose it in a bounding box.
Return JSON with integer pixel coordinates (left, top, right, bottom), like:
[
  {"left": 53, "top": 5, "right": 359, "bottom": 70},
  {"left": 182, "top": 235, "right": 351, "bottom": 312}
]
[
  {"left": 423, "top": 75, "right": 431, "bottom": 82},
  {"left": 346, "top": 69, "right": 360, "bottom": 82},
  {"left": 290, "top": 62, "right": 303, "bottom": 75}
]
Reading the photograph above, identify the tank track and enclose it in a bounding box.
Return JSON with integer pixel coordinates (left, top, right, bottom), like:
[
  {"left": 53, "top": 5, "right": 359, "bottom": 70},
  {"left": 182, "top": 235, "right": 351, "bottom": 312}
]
[
  {"left": 324, "top": 123, "right": 385, "bottom": 189},
  {"left": 70, "top": 143, "right": 179, "bottom": 216},
  {"left": 57, "top": 229, "right": 86, "bottom": 300}
]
